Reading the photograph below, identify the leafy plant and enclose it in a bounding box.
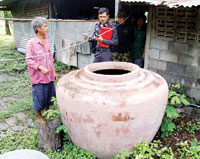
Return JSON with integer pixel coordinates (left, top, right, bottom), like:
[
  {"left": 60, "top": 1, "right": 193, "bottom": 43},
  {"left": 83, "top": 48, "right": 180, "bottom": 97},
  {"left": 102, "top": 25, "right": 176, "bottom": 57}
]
[
  {"left": 161, "top": 84, "right": 189, "bottom": 138},
  {"left": 43, "top": 109, "right": 61, "bottom": 121},
  {"left": 185, "top": 119, "right": 200, "bottom": 137},
  {"left": 115, "top": 140, "right": 174, "bottom": 159},
  {"left": 42, "top": 97, "right": 61, "bottom": 121},
  {"left": 161, "top": 105, "right": 179, "bottom": 137},
  {"left": 168, "top": 84, "right": 189, "bottom": 106},
  {"left": 56, "top": 125, "right": 68, "bottom": 134},
  {"left": 176, "top": 139, "right": 200, "bottom": 158}
]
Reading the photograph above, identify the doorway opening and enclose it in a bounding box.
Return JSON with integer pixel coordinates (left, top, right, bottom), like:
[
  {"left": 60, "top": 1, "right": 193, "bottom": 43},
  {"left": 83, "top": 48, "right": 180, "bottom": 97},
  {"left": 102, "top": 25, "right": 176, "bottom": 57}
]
[{"left": 118, "top": 2, "right": 149, "bottom": 68}]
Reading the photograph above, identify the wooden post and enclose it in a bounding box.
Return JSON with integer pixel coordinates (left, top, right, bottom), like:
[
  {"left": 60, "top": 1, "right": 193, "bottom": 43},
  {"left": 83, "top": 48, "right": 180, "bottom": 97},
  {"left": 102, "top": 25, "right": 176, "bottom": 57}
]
[
  {"left": 35, "top": 118, "right": 62, "bottom": 151},
  {"left": 115, "top": 0, "right": 119, "bottom": 21},
  {"left": 144, "top": 6, "right": 153, "bottom": 69}
]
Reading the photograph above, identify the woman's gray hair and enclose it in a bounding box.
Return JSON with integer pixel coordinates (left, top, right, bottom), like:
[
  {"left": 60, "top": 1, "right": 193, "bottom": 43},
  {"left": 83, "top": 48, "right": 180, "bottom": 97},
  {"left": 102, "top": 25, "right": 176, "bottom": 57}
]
[{"left": 31, "top": 17, "right": 48, "bottom": 34}]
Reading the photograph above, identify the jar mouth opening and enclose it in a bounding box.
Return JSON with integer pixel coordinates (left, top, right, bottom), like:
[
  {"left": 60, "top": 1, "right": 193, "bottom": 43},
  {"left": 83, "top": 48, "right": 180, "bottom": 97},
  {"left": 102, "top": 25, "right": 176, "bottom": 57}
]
[
  {"left": 84, "top": 62, "right": 140, "bottom": 82},
  {"left": 93, "top": 69, "right": 131, "bottom": 75}
]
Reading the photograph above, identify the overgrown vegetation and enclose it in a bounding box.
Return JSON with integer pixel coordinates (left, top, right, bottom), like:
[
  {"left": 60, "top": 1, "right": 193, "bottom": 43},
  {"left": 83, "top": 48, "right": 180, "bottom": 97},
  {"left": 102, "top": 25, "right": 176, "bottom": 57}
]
[
  {"left": 115, "top": 140, "right": 174, "bottom": 159},
  {"left": 115, "top": 138, "right": 200, "bottom": 159},
  {"left": 0, "top": 35, "right": 32, "bottom": 122},
  {"left": 161, "top": 84, "right": 190, "bottom": 138}
]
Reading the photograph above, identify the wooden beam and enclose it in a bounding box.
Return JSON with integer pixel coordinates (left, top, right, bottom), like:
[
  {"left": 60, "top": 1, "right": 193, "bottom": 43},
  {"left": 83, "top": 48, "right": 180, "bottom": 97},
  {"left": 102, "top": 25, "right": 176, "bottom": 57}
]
[
  {"left": 0, "top": 18, "right": 98, "bottom": 22},
  {"left": 0, "top": 8, "right": 11, "bottom": 11}
]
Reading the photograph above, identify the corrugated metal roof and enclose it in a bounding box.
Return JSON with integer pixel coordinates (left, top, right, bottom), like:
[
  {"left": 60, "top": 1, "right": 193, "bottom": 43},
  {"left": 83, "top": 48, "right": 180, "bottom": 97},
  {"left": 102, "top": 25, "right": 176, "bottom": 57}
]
[{"left": 120, "top": 0, "right": 200, "bottom": 8}]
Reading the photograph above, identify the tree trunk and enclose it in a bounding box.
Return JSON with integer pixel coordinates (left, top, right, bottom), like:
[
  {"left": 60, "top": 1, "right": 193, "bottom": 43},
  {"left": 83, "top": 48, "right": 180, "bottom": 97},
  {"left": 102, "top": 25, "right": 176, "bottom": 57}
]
[
  {"left": 4, "top": 11, "right": 11, "bottom": 35},
  {"left": 35, "top": 118, "right": 62, "bottom": 151},
  {"left": 5, "top": 20, "right": 11, "bottom": 35}
]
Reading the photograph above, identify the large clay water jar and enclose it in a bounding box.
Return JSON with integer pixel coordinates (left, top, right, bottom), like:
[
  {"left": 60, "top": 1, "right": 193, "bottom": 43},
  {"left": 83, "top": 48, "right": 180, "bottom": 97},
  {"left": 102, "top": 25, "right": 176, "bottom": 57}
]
[{"left": 56, "top": 62, "right": 168, "bottom": 159}]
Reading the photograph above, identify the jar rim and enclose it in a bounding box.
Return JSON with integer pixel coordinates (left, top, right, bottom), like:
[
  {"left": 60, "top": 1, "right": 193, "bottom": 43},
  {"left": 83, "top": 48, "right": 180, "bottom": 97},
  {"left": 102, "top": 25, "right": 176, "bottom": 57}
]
[{"left": 84, "top": 62, "right": 141, "bottom": 82}]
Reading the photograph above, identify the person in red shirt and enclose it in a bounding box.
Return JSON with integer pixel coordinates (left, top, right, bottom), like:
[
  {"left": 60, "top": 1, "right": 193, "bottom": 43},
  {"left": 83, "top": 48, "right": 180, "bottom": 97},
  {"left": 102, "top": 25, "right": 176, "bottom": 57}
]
[{"left": 26, "top": 17, "right": 57, "bottom": 123}]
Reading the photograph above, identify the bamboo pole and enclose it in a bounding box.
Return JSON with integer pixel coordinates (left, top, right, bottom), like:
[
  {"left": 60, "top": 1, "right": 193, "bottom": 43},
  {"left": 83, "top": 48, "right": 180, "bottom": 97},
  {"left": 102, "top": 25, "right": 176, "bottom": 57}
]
[{"left": 0, "top": 18, "right": 98, "bottom": 22}]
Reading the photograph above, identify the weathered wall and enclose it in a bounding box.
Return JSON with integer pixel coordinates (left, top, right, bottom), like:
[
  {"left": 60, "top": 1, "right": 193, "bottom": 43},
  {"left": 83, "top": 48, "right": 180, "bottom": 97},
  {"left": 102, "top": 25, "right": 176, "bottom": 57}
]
[
  {"left": 146, "top": 7, "right": 200, "bottom": 101},
  {"left": 53, "top": 21, "right": 95, "bottom": 67},
  {"left": 11, "top": 1, "right": 26, "bottom": 18},
  {"left": 12, "top": 21, "right": 34, "bottom": 47}
]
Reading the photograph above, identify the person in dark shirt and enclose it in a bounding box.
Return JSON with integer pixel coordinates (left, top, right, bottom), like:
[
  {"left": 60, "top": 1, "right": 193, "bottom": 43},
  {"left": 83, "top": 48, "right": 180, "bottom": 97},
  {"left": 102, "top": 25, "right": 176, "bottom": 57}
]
[
  {"left": 83, "top": 8, "right": 118, "bottom": 63},
  {"left": 112, "top": 12, "right": 132, "bottom": 62},
  {"left": 131, "top": 15, "right": 147, "bottom": 68}
]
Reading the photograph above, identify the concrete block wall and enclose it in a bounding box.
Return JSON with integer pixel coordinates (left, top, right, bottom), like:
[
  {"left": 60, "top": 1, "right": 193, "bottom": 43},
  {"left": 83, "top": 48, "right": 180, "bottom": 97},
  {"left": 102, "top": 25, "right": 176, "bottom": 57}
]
[
  {"left": 54, "top": 21, "right": 96, "bottom": 68},
  {"left": 13, "top": 22, "right": 34, "bottom": 48},
  {"left": 147, "top": 38, "right": 200, "bottom": 101}
]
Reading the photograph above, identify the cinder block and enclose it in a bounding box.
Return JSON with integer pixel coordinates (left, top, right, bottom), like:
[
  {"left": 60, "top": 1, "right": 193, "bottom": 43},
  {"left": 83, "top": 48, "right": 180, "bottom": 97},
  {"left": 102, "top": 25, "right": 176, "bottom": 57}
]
[
  {"left": 186, "top": 66, "right": 200, "bottom": 78},
  {"left": 148, "top": 67, "right": 158, "bottom": 73},
  {"left": 157, "top": 70, "right": 175, "bottom": 84},
  {"left": 160, "top": 50, "right": 178, "bottom": 63},
  {"left": 191, "top": 82, "right": 197, "bottom": 88},
  {"left": 181, "top": 79, "right": 185, "bottom": 85},
  {"left": 169, "top": 42, "right": 189, "bottom": 55},
  {"left": 149, "top": 49, "right": 160, "bottom": 59},
  {"left": 198, "top": 58, "right": 200, "bottom": 67},
  {"left": 149, "top": 59, "right": 167, "bottom": 71},
  {"left": 177, "top": 75, "right": 195, "bottom": 87},
  {"left": 150, "top": 39, "right": 169, "bottom": 51},
  {"left": 188, "top": 46, "right": 200, "bottom": 57},
  {"left": 167, "top": 62, "right": 186, "bottom": 74},
  {"left": 178, "top": 54, "right": 194, "bottom": 65},
  {"left": 186, "top": 88, "right": 200, "bottom": 101},
  {"left": 191, "top": 58, "right": 198, "bottom": 67},
  {"left": 158, "top": 70, "right": 195, "bottom": 87}
]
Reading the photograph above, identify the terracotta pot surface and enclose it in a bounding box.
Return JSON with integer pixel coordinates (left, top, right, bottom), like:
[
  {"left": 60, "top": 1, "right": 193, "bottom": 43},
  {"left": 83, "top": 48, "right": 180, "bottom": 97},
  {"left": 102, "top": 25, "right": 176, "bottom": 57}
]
[{"left": 56, "top": 62, "right": 168, "bottom": 159}]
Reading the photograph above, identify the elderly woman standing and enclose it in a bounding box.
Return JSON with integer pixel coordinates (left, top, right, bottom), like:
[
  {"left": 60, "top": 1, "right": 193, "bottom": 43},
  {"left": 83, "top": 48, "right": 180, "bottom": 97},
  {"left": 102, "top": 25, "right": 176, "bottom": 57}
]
[{"left": 26, "top": 17, "right": 57, "bottom": 122}]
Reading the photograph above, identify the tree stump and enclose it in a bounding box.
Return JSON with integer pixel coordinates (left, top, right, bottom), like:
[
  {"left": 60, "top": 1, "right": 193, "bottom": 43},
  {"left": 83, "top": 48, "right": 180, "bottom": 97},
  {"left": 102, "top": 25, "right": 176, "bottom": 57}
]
[{"left": 35, "top": 118, "right": 62, "bottom": 151}]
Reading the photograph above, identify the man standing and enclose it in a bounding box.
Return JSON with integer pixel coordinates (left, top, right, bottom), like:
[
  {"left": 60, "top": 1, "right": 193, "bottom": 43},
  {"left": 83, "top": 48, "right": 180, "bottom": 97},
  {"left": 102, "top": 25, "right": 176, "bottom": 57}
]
[
  {"left": 112, "top": 12, "right": 132, "bottom": 62},
  {"left": 26, "top": 17, "right": 57, "bottom": 122},
  {"left": 83, "top": 8, "right": 118, "bottom": 63}
]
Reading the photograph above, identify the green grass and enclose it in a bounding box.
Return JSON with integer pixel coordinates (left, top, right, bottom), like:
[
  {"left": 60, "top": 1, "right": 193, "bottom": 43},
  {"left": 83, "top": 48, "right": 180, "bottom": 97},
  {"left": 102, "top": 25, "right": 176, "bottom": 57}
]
[
  {"left": 0, "top": 98, "right": 32, "bottom": 122},
  {"left": 0, "top": 128, "right": 96, "bottom": 159},
  {"left": 0, "top": 73, "right": 30, "bottom": 98},
  {"left": 0, "top": 34, "right": 15, "bottom": 50},
  {"left": 0, "top": 35, "right": 32, "bottom": 121}
]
